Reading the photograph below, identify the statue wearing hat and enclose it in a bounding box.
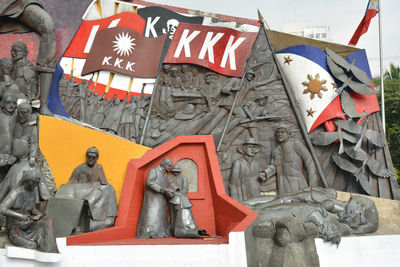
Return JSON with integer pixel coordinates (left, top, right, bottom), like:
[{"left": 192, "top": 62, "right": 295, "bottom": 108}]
[
  {"left": 259, "top": 125, "right": 318, "bottom": 195},
  {"left": 167, "top": 163, "right": 206, "bottom": 238},
  {"left": 229, "top": 137, "right": 262, "bottom": 202}
]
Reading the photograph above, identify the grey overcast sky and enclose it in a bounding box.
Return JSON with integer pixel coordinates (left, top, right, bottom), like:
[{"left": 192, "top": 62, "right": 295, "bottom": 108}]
[{"left": 147, "top": 0, "right": 400, "bottom": 77}]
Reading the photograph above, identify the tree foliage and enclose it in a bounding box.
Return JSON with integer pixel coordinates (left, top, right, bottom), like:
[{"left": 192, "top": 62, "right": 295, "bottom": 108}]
[
  {"left": 374, "top": 65, "right": 400, "bottom": 185},
  {"left": 384, "top": 63, "right": 400, "bottom": 80}
]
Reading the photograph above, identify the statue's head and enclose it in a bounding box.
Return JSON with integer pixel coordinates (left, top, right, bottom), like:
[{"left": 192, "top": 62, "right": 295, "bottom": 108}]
[
  {"left": 320, "top": 221, "right": 341, "bottom": 245},
  {"left": 339, "top": 198, "right": 367, "bottom": 229},
  {"left": 1, "top": 93, "right": 18, "bottom": 114},
  {"left": 86, "top": 147, "right": 99, "bottom": 167},
  {"left": 171, "top": 163, "right": 182, "bottom": 174},
  {"left": 163, "top": 64, "right": 171, "bottom": 74},
  {"left": 255, "top": 95, "right": 268, "bottom": 106},
  {"left": 205, "top": 72, "right": 216, "bottom": 84},
  {"left": 17, "top": 102, "right": 32, "bottom": 123},
  {"left": 242, "top": 137, "right": 261, "bottom": 157},
  {"left": 276, "top": 124, "right": 290, "bottom": 143},
  {"left": 171, "top": 67, "right": 178, "bottom": 77},
  {"left": 273, "top": 227, "right": 292, "bottom": 247},
  {"left": 181, "top": 64, "right": 188, "bottom": 73},
  {"left": 11, "top": 41, "right": 28, "bottom": 62},
  {"left": 245, "top": 69, "right": 255, "bottom": 81},
  {"left": 21, "top": 169, "right": 41, "bottom": 191},
  {"left": 160, "top": 158, "right": 173, "bottom": 172},
  {"left": 0, "top": 57, "right": 13, "bottom": 75},
  {"left": 12, "top": 137, "right": 30, "bottom": 159}
]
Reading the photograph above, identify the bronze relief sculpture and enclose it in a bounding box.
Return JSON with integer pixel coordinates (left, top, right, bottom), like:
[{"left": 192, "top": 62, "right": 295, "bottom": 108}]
[
  {"left": 137, "top": 159, "right": 206, "bottom": 239},
  {"left": 56, "top": 147, "right": 118, "bottom": 232}
]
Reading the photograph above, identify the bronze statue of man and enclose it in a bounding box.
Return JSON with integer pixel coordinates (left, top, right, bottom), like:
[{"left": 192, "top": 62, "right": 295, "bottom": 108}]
[
  {"left": 259, "top": 124, "right": 318, "bottom": 195},
  {"left": 136, "top": 158, "right": 173, "bottom": 238},
  {"left": 0, "top": 93, "right": 18, "bottom": 181},
  {"left": 56, "top": 147, "right": 118, "bottom": 232},
  {"left": 1, "top": 0, "right": 57, "bottom": 115},
  {"left": 167, "top": 164, "right": 204, "bottom": 238},
  {"left": 13, "top": 102, "right": 38, "bottom": 166},
  {"left": 0, "top": 169, "right": 58, "bottom": 253},
  {"left": 68, "top": 147, "right": 108, "bottom": 185},
  {"left": 11, "top": 41, "right": 38, "bottom": 100},
  {"left": 229, "top": 138, "right": 262, "bottom": 202}
]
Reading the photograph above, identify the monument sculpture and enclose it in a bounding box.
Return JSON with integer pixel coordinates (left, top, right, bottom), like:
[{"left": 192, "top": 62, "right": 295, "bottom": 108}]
[
  {"left": 1, "top": 0, "right": 57, "bottom": 115},
  {"left": 259, "top": 124, "right": 318, "bottom": 195},
  {"left": 0, "top": 138, "right": 50, "bottom": 205},
  {"left": 56, "top": 147, "right": 118, "bottom": 232},
  {"left": 244, "top": 187, "right": 379, "bottom": 266},
  {"left": 168, "top": 164, "right": 206, "bottom": 238},
  {"left": 0, "top": 169, "right": 58, "bottom": 253},
  {"left": 137, "top": 159, "right": 205, "bottom": 239},
  {"left": 13, "top": 102, "right": 38, "bottom": 166},
  {"left": 137, "top": 158, "right": 173, "bottom": 238},
  {"left": 11, "top": 42, "right": 38, "bottom": 100},
  {"left": 229, "top": 138, "right": 262, "bottom": 202},
  {"left": 0, "top": 0, "right": 396, "bottom": 265},
  {"left": 0, "top": 93, "right": 18, "bottom": 181}
]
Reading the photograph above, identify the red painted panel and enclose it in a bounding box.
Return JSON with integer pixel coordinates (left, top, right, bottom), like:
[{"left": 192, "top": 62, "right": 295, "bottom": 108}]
[{"left": 67, "top": 135, "right": 257, "bottom": 246}]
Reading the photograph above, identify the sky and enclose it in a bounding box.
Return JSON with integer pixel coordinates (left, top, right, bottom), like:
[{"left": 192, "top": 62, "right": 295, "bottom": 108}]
[{"left": 148, "top": 0, "right": 400, "bottom": 77}]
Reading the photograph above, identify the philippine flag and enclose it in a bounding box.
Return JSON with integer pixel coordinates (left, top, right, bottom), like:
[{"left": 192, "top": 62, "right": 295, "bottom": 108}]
[
  {"left": 349, "top": 0, "right": 379, "bottom": 46},
  {"left": 276, "top": 45, "right": 379, "bottom": 133}
]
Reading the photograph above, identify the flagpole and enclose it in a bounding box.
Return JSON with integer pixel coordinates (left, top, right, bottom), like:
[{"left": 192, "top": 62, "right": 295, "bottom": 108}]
[
  {"left": 378, "top": 0, "right": 385, "bottom": 134},
  {"left": 258, "top": 10, "right": 329, "bottom": 189},
  {"left": 216, "top": 30, "right": 259, "bottom": 152},
  {"left": 140, "top": 77, "right": 159, "bottom": 145},
  {"left": 140, "top": 36, "right": 169, "bottom": 145}
]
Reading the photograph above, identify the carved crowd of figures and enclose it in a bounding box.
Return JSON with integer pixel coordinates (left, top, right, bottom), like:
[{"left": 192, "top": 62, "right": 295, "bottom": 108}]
[
  {"left": 0, "top": 41, "right": 59, "bottom": 252},
  {"left": 60, "top": 75, "right": 151, "bottom": 142}
]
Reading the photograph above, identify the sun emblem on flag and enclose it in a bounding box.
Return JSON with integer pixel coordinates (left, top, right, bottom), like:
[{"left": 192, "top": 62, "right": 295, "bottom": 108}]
[
  {"left": 302, "top": 73, "right": 328, "bottom": 99},
  {"left": 113, "top": 32, "right": 136, "bottom": 57}
]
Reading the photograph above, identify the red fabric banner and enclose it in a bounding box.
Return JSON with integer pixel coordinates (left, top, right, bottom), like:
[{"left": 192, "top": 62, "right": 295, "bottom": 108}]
[
  {"left": 164, "top": 23, "right": 258, "bottom": 77},
  {"left": 64, "top": 12, "right": 146, "bottom": 59},
  {"left": 81, "top": 27, "right": 166, "bottom": 78},
  {"left": 349, "top": 0, "right": 379, "bottom": 46}
]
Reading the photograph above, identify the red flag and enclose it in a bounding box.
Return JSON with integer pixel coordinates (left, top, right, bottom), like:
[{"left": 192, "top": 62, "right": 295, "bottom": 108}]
[
  {"left": 164, "top": 23, "right": 258, "bottom": 77},
  {"left": 349, "top": 0, "right": 379, "bottom": 46},
  {"left": 81, "top": 27, "right": 167, "bottom": 78},
  {"left": 64, "top": 12, "right": 146, "bottom": 59}
]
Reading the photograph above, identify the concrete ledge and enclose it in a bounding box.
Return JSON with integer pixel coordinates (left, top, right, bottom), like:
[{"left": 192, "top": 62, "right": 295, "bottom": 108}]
[
  {"left": 316, "top": 234, "right": 400, "bottom": 267},
  {"left": 5, "top": 245, "right": 62, "bottom": 263},
  {"left": 0, "top": 232, "right": 247, "bottom": 267}
]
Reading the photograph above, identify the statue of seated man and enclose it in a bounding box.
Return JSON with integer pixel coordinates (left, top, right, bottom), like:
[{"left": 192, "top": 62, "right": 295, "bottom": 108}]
[
  {"left": 56, "top": 147, "right": 118, "bottom": 232},
  {"left": 0, "top": 169, "right": 58, "bottom": 253}
]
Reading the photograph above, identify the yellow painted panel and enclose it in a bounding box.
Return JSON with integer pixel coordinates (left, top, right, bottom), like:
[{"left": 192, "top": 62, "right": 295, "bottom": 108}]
[{"left": 39, "top": 116, "right": 150, "bottom": 203}]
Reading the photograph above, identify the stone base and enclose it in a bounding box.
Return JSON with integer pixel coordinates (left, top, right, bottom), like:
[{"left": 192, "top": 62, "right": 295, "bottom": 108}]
[
  {"left": 2, "top": 245, "right": 62, "bottom": 263},
  {"left": 316, "top": 235, "right": 400, "bottom": 267},
  {"left": 0, "top": 232, "right": 247, "bottom": 267},
  {"left": 337, "top": 191, "right": 400, "bottom": 235}
]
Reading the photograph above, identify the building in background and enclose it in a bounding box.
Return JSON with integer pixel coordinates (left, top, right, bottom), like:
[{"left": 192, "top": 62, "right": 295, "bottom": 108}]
[{"left": 283, "top": 22, "right": 331, "bottom": 41}]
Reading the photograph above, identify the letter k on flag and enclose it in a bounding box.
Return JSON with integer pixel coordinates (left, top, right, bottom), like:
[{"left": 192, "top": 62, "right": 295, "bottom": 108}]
[{"left": 164, "top": 23, "right": 258, "bottom": 77}]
